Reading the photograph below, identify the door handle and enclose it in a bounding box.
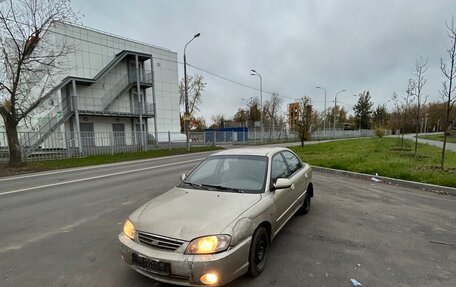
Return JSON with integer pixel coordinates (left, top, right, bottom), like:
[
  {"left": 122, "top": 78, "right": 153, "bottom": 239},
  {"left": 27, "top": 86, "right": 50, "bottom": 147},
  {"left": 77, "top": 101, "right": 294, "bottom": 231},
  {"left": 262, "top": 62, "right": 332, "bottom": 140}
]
[{"left": 291, "top": 184, "right": 295, "bottom": 190}]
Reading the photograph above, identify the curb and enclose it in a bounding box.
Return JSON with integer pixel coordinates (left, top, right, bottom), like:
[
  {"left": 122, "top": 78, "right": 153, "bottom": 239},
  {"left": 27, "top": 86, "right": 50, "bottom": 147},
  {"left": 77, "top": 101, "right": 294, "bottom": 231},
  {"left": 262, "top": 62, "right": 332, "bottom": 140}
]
[{"left": 312, "top": 166, "right": 456, "bottom": 196}]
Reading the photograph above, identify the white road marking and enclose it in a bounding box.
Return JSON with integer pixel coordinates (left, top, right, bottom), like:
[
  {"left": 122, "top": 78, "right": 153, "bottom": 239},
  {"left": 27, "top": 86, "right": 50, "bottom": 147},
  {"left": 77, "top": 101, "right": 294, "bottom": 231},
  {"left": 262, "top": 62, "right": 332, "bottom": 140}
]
[
  {"left": 0, "top": 151, "right": 213, "bottom": 182},
  {"left": 0, "top": 158, "right": 202, "bottom": 197}
]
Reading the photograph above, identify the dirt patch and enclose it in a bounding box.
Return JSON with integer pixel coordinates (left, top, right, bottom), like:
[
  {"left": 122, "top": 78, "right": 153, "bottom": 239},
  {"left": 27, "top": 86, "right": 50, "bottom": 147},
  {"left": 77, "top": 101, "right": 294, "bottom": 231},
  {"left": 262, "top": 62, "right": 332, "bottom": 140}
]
[{"left": 0, "top": 163, "right": 40, "bottom": 177}]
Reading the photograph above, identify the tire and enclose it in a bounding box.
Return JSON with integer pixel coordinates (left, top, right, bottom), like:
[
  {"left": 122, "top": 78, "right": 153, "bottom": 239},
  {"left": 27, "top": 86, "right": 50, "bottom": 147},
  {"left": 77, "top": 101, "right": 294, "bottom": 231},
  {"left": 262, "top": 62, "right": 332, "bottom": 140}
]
[
  {"left": 248, "top": 226, "right": 269, "bottom": 277},
  {"left": 299, "top": 193, "right": 311, "bottom": 215}
]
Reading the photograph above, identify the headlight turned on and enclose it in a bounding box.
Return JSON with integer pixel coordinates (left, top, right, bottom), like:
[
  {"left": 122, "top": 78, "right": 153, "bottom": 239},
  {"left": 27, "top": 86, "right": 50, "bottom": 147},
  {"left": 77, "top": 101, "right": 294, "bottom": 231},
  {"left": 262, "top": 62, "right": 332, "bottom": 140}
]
[
  {"left": 123, "top": 219, "right": 136, "bottom": 240},
  {"left": 185, "top": 235, "right": 231, "bottom": 254}
]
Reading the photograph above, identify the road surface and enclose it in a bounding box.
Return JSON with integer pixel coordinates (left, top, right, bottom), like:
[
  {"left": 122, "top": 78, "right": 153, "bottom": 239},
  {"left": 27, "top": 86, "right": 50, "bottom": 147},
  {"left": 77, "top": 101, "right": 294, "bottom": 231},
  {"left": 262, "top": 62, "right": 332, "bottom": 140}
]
[{"left": 1, "top": 151, "right": 455, "bottom": 287}]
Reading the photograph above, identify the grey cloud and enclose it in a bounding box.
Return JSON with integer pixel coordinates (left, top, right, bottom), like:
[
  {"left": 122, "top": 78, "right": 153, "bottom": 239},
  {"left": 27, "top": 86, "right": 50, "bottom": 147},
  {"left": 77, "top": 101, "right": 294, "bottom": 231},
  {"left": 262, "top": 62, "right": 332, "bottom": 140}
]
[{"left": 72, "top": 0, "right": 456, "bottom": 121}]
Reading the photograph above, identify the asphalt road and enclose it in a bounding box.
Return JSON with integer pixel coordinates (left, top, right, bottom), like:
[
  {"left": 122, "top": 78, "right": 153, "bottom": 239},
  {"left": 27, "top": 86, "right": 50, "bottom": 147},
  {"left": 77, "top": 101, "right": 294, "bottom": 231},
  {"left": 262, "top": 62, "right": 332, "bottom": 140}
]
[{"left": 1, "top": 151, "right": 455, "bottom": 287}]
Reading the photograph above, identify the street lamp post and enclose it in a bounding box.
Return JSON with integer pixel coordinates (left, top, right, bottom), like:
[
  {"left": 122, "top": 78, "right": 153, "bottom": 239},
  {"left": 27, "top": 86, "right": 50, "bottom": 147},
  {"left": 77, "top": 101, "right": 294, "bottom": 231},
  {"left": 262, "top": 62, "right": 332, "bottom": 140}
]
[
  {"left": 250, "top": 69, "right": 263, "bottom": 143},
  {"left": 183, "top": 33, "right": 201, "bottom": 151},
  {"left": 334, "top": 90, "right": 346, "bottom": 136},
  {"left": 316, "top": 86, "right": 327, "bottom": 135}
]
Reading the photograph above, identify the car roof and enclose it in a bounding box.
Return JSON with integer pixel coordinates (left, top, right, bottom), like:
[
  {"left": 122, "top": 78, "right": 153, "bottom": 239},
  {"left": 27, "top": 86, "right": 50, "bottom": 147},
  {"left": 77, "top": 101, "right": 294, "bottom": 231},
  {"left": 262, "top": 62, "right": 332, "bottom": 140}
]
[{"left": 211, "top": 147, "right": 289, "bottom": 157}]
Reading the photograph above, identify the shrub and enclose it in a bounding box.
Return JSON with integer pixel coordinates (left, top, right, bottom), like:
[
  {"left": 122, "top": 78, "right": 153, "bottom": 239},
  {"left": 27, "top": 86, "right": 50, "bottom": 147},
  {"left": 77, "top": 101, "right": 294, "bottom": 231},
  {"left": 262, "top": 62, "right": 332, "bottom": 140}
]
[{"left": 375, "top": 127, "right": 386, "bottom": 138}]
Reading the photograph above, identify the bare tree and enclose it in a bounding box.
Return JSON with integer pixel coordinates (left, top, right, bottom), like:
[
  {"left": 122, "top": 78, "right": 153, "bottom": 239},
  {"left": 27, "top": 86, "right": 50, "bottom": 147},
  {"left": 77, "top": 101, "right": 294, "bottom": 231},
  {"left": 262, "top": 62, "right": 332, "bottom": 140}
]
[
  {"left": 292, "top": 97, "right": 313, "bottom": 147},
  {"left": 263, "top": 92, "right": 282, "bottom": 139},
  {"left": 411, "top": 57, "right": 428, "bottom": 156},
  {"left": 178, "top": 74, "right": 206, "bottom": 131},
  {"left": 400, "top": 80, "right": 415, "bottom": 149},
  {"left": 391, "top": 92, "right": 402, "bottom": 142},
  {"left": 210, "top": 114, "right": 226, "bottom": 128},
  {"left": 440, "top": 17, "right": 456, "bottom": 170},
  {"left": 0, "top": 0, "right": 77, "bottom": 166}
]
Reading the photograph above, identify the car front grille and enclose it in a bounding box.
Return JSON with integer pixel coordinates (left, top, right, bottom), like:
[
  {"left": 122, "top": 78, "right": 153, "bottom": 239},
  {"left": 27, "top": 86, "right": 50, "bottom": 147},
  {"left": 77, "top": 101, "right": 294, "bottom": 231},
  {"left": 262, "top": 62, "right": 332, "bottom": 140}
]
[{"left": 137, "top": 231, "right": 186, "bottom": 251}]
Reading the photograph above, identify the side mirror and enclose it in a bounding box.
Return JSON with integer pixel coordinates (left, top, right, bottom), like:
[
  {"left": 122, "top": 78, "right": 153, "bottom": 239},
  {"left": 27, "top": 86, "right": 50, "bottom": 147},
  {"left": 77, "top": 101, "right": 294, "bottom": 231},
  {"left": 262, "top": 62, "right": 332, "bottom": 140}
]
[
  {"left": 273, "top": 178, "right": 292, "bottom": 190},
  {"left": 180, "top": 174, "right": 187, "bottom": 181}
]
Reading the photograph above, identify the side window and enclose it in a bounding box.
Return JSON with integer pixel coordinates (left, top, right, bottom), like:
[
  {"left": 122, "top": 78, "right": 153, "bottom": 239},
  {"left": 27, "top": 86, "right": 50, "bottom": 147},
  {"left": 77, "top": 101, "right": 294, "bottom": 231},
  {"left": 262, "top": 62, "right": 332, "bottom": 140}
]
[
  {"left": 282, "top": 151, "right": 302, "bottom": 175},
  {"left": 271, "top": 154, "right": 289, "bottom": 183}
]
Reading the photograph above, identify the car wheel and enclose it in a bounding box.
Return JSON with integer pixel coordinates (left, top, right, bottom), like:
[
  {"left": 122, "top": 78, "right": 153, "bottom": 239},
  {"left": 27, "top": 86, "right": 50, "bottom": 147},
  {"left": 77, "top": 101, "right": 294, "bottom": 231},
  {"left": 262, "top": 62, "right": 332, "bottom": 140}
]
[
  {"left": 299, "top": 193, "right": 311, "bottom": 215},
  {"left": 248, "top": 226, "right": 269, "bottom": 277}
]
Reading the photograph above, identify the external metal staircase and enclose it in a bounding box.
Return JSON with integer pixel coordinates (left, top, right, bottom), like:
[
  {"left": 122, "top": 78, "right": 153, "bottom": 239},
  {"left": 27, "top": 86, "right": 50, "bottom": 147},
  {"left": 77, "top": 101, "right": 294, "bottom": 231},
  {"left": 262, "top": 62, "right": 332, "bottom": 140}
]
[
  {"left": 21, "top": 99, "right": 73, "bottom": 156},
  {"left": 20, "top": 50, "right": 155, "bottom": 157},
  {"left": 102, "top": 72, "right": 153, "bottom": 112}
]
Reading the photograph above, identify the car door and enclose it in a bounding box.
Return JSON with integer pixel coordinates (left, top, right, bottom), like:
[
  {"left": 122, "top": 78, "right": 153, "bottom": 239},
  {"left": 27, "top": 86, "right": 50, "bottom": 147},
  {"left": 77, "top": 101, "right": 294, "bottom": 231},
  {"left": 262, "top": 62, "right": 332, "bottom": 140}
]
[
  {"left": 270, "top": 152, "right": 296, "bottom": 230},
  {"left": 281, "top": 150, "right": 309, "bottom": 207}
]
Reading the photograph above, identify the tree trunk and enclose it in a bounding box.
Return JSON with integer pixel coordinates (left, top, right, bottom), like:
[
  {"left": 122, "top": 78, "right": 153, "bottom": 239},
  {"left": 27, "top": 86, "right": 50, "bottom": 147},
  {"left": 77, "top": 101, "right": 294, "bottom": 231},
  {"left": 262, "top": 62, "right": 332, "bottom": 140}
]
[
  {"left": 5, "top": 119, "right": 22, "bottom": 167},
  {"left": 414, "top": 122, "right": 419, "bottom": 156},
  {"left": 441, "top": 104, "right": 451, "bottom": 170}
]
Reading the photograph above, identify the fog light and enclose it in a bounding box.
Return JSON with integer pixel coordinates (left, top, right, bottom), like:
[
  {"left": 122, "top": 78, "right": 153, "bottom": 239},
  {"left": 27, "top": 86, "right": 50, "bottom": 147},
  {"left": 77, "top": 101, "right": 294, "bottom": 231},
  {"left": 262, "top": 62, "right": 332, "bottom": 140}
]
[{"left": 200, "top": 273, "right": 218, "bottom": 285}]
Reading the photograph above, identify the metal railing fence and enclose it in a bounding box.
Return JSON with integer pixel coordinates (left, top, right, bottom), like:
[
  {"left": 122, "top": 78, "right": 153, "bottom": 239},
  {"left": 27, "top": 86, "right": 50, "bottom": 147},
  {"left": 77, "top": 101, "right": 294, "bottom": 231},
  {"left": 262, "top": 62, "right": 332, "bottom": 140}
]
[
  {"left": 20, "top": 99, "right": 72, "bottom": 150},
  {"left": 0, "top": 128, "right": 378, "bottom": 162},
  {"left": 78, "top": 97, "right": 155, "bottom": 116}
]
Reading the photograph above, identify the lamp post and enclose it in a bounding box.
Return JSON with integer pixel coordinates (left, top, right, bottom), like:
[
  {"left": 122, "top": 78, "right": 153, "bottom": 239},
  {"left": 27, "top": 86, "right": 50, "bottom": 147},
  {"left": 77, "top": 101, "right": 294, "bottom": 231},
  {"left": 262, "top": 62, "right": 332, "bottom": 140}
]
[
  {"left": 250, "top": 69, "right": 263, "bottom": 142},
  {"left": 334, "top": 90, "right": 346, "bottom": 136},
  {"left": 316, "top": 86, "right": 327, "bottom": 135},
  {"left": 183, "top": 33, "right": 200, "bottom": 151}
]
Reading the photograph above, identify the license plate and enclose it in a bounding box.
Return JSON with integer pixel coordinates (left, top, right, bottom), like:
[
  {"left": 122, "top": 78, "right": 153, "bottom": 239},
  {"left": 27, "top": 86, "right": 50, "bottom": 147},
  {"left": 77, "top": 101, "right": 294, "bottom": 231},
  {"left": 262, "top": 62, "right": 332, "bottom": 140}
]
[{"left": 131, "top": 253, "right": 171, "bottom": 276}]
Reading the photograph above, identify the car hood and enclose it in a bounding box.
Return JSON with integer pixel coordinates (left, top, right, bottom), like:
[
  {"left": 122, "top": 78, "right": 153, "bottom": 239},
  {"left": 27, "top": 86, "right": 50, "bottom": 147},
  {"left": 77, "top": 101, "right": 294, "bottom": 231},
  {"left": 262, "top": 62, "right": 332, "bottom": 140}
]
[{"left": 132, "top": 187, "right": 261, "bottom": 241}]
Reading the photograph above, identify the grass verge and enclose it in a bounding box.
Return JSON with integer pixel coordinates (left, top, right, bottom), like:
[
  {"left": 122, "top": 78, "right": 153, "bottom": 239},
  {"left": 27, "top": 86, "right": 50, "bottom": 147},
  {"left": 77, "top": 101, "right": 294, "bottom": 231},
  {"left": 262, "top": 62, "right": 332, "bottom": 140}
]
[
  {"left": 290, "top": 137, "right": 456, "bottom": 188},
  {"left": 0, "top": 146, "right": 222, "bottom": 177},
  {"left": 418, "top": 134, "right": 456, "bottom": 144}
]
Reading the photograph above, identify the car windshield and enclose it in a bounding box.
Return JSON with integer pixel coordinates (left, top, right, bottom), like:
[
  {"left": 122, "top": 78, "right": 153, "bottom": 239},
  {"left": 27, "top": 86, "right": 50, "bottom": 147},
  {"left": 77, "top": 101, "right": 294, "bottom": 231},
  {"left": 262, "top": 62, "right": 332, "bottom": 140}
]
[{"left": 180, "top": 155, "right": 268, "bottom": 193}]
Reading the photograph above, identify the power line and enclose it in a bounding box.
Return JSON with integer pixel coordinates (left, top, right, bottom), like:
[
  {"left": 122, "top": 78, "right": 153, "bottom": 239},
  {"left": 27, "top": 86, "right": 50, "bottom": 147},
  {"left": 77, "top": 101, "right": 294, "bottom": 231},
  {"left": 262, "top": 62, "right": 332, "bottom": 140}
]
[{"left": 186, "top": 62, "right": 298, "bottom": 101}]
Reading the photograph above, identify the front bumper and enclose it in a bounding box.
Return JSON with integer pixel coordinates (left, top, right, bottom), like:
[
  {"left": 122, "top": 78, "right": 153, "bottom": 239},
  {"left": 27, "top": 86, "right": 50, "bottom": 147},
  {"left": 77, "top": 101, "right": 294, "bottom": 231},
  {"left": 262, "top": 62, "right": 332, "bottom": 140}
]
[{"left": 118, "top": 233, "right": 251, "bottom": 286}]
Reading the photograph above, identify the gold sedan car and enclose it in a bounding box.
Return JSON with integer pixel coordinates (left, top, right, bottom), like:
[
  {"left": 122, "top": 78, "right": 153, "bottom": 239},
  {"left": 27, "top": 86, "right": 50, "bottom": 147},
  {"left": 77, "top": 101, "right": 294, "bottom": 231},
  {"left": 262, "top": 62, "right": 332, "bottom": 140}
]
[{"left": 118, "top": 147, "right": 313, "bottom": 286}]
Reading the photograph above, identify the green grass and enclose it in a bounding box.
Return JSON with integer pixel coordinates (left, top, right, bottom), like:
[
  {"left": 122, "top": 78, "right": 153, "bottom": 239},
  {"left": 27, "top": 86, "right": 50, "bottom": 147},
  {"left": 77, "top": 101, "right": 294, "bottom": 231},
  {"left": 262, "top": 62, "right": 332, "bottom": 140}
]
[
  {"left": 290, "top": 137, "right": 456, "bottom": 188},
  {"left": 418, "top": 134, "right": 456, "bottom": 144},
  {"left": 0, "top": 146, "right": 222, "bottom": 177}
]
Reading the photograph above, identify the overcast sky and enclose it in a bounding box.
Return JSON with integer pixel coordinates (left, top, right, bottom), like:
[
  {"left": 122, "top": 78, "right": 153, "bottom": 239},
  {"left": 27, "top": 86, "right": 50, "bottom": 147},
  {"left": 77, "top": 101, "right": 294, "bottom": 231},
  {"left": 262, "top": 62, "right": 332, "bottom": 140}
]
[{"left": 72, "top": 0, "right": 455, "bottom": 123}]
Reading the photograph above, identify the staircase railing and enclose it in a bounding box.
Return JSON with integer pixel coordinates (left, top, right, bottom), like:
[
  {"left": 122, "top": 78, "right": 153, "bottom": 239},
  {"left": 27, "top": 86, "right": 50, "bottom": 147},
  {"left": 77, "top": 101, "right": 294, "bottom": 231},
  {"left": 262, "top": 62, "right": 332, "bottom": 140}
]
[
  {"left": 20, "top": 99, "right": 72, "bottom": 151},
  {"left": 139, "top": 72, "right": 153, "bottom": 86},
  {"left": 103, "top": 72, "right": 154, "bottom": 111},
  {"left": 101, "top": 74, "right": 131, "bottom": 111}
]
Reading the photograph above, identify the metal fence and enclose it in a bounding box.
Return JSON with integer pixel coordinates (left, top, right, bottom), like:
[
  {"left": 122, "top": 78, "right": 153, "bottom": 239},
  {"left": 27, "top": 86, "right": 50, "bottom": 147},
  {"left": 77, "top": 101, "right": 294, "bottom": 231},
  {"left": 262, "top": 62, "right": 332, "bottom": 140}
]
[{"left": 0, "top": 128, "right": 377, "bottom": 162}]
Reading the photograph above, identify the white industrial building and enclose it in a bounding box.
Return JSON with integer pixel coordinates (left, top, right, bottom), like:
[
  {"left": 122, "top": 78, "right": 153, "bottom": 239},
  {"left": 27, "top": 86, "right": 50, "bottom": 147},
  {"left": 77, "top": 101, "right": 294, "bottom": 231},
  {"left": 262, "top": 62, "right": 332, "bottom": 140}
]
[{"left": 20, "top": 22, "right": 180, "bottom": 156}]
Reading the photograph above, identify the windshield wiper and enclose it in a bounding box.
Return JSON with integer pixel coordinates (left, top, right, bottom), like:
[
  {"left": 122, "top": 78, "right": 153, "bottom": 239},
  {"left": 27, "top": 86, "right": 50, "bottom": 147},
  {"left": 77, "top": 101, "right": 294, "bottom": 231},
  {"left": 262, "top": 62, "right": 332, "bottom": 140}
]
[
  {"left": 181, "top": 181, "right": 210, "bottom": 190},
  {"left": 201, "top": 184, "right": 245, "bottom": 193}
]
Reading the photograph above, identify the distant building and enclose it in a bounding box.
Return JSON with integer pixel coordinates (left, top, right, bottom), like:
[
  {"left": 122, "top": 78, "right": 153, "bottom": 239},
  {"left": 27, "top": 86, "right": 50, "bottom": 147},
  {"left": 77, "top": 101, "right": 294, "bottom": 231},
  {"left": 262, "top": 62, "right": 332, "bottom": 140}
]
[
  {"left": 288, "top": 102, "right": 300, "bottom": 130},
  {"left": 20, "top": 22, "right": 180, "bottom": 155}
]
